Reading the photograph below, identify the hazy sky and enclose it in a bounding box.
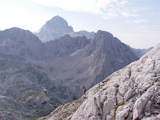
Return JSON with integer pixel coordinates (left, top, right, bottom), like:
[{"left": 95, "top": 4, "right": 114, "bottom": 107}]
[{"left": 0, "top": 0, "right": 160, "bottom": 48}]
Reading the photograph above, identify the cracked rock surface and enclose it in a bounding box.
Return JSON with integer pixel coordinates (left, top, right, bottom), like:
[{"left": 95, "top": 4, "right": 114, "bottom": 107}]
[{"left": 38, "top": 43, "right": 160, "bottom": 120}]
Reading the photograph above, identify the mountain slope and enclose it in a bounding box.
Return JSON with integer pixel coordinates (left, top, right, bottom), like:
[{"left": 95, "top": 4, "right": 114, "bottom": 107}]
[
  {"left": 0, "top": 27, "right": 43, "bottom": 61},
  {"left": 35, "top": 16, "right": 74, "bottom": 42},
  {"left": 45, "top": 30, "right": 138, "bottom": 101},
  {"left": 39, "top": 43, "right": 160, "bottom": 120},
  {"left": 82, "top": 30, "right": 138, "bottom": 85}
]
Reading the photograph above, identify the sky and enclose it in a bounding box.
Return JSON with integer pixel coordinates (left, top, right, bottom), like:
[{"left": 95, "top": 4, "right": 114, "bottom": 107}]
[{"left": 0, "top": 0, "right": 160, "bottom": 48}]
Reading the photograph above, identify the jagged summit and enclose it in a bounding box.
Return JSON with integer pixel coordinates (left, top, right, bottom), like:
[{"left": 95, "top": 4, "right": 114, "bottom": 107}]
[
  {"left": 39, "top": 43, "right": 160, "bottom": 120},
  {"left": 35, "top": 16, "right": 74, "bottom": 42}
]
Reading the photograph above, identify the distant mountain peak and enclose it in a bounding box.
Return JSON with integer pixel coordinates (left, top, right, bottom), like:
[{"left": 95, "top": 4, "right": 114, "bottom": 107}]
[
  {"left": 46, "top": 15, "right": 72, "bottom": 28},
  {"left": 50, "top": 15, "right": 65, "bottom": 21},
  {"left": 35, "top": 16, "right": 74, "bottom": 42},
  {"left": 35, "top": 15, "right": 96, "bottom": 42}
]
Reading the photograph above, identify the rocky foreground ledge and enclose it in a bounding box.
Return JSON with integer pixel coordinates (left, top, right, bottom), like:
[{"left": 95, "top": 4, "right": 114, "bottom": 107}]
[{"left": 38, "top": 43, "right": 160, "bottom": 120}]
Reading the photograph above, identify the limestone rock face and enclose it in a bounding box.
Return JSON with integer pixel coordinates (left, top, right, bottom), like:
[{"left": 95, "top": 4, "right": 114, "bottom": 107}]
[{"left": 40, "top": 43, "right": 160, "bottom": 120}]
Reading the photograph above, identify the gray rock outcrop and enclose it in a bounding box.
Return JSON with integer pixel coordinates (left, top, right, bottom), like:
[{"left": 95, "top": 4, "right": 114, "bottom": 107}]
[{"left": 39, "top": 43, "right": 160, "bottom": 120}]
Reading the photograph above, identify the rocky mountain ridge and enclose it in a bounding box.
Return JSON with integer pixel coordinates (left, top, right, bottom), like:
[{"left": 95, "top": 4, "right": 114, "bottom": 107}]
[
  {"left": 34, "top": 15, "right": 152, "bottom": 59},
  {"left": 0, "top": 27, "right": 138, "bottom": 119},
  {"left": 39, "top": 43, "right": 160, "bottom": 120},
  {"left": 35, "top": 16, "right": 96, "bottom": 42},
  {"left": 47, "top": 30, "right": 138, "bottom": 101}
]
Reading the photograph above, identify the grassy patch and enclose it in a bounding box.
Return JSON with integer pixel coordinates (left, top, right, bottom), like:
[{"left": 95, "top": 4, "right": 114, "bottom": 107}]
[
  {"left": 114, "top": 101, "right": 125, "bottom": 118},
  {"left": 64, "top": 103, "right": 71, "bottom": 109},
  {"left": 102, "top": 78, "right": 110, "bottom": 83},
  {"left": 72, "top": 108, "right": 77, "bottom": 112},
  {"left": 74, "top": 99, "right": 82, "bottom": 104},
  {"left": 55, "top": 106, "right": 62, "bottom": 113},
  {"left": 64, "top": 112, "right": 72, "bottom": 118}
]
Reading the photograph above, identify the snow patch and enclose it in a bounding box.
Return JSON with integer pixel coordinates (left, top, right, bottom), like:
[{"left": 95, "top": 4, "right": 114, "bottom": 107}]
[{"left": 70, "top": 49, "right": 82, "bottom": 56}]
